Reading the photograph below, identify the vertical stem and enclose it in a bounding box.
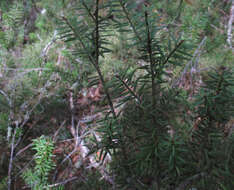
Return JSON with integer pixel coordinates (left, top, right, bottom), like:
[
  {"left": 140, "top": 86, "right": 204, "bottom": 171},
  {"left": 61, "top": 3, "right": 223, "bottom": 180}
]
[
  {"left": 62, "top": 3, "right": 116, "bottom": 118},
  {"left": 96, "top": 67, "right": 116, "bottom": 119},
  {"left": 94, "top": 0, "right": 116, "bottom": 119},
  {"left": 94, "top": 2, "right": 129, "bottom": 163},
  {"left": 95, "top": 0, "right": 100, "bottom": 65},
  {"left": 145, "top": 11, "right": 156, "bottom": 109},
  {"left": 145, "top": 8, "right": 161, "bottom": 189},
  {"left": 175, "top": 0, "right": 183, "bottom": 21},
  {"left": 227, "top": 1, "right": 234, "bottom": 50},
  {"left": 216, "top": 66, "right": 225, "bottom": 95}
]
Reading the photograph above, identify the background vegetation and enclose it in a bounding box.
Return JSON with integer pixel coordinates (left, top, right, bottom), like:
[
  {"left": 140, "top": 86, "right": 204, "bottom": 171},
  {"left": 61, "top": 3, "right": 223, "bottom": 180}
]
[{"left": 0, "top": 0, "right": 233, "bottom": 189}]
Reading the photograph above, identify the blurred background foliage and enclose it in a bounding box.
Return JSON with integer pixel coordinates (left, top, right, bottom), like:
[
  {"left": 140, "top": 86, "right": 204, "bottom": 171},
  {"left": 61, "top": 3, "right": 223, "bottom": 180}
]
[{"left": 0, "top": 0, "right": 233, "bottom": 189}]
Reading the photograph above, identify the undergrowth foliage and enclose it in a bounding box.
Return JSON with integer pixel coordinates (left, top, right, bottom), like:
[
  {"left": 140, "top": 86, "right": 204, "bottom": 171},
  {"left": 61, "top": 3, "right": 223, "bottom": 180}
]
[
  {"left": 57, "top": 0, "right": 234, "bottom": 189},
  {"left": 0, "top": 0, "right": 232, "bottom": 189},
  {"left": 22, "top": 136, "right": 58, "bottom": 190}
]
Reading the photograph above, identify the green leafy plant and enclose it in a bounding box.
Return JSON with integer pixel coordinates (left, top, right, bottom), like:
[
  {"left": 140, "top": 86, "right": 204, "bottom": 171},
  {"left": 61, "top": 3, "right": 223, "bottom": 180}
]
[
  {"left": 0, "top": 177, "right": 7, "bottom": 190},
  {"left": 0, "top": 1, "right": 25, "bottom": 48},
  {"left": 190, "top": 66, "right": 234, "bottom": 189},
  {"left": 58, "top": 0, "right": 234, "bottom": 189},
  {"left": 0, "top": 0, "right": 232, "bottom": 189},
  {"left": 22, "top": 135, "right": 59, "bottom": 190}
]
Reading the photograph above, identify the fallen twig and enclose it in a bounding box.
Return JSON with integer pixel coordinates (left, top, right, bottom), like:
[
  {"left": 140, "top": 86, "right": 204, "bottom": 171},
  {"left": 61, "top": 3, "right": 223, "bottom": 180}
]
[
  {"left": 52, "top": 120, "right": 66, "bottom": 142},
  {"left": 14, "top": 143, "right": 33, "bottom": 158},
  {"left": 46, "top": 176, "right": 78, "bottom": 188}
]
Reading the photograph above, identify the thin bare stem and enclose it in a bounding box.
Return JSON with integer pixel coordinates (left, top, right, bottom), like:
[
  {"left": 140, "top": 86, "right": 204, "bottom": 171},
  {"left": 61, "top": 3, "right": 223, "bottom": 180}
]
[
  {"left": 227, "top": 1, "right": 234, "bottom": 50},
  {"left": 173, "top": 36, "right": 207, "bottom": 87},
  {"left": 8, "top": 124, "right": 18, "bottom": 190}
]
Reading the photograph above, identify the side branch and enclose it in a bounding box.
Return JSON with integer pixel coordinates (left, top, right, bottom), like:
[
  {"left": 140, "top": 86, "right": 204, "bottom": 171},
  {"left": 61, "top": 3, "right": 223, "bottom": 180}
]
[
  {"left": 162, "top": 40, "right": 184, "bottom": 66},
  {"left": 119, "top": 0, "right": 142, "bottom": 43},
  {"left": 115, "top": 75, "right": 141, "bottom": 103}
]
